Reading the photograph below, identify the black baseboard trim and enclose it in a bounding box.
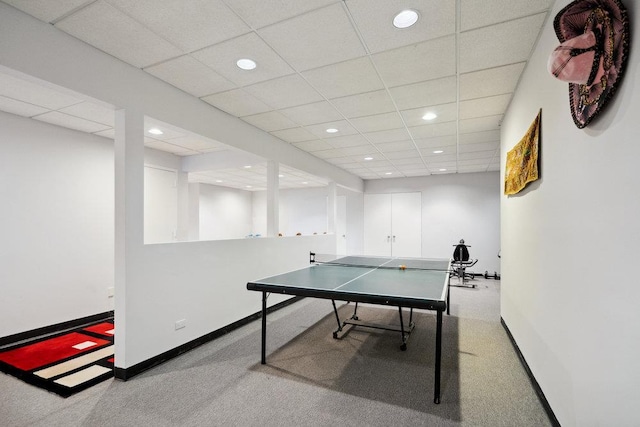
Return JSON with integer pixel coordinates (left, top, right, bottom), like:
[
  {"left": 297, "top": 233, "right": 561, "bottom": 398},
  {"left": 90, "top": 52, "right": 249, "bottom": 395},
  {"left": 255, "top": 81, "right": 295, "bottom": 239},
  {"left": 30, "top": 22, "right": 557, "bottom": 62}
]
[
  {"left": 0, "top": 311, "right": 114, "bottom": 349},
  {"left": 501, "top": 317, "right": 561, "bottom": 427},
  {"left": 114, "top": 296, "right": 304, "bottom": 381}
]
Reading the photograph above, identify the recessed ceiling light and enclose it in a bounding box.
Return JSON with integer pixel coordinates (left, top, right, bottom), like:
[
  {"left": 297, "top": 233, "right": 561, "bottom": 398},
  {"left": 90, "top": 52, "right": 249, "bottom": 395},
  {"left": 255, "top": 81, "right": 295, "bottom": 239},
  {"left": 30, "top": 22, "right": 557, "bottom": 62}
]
[
  {"left": 148, "top": 128, "right": 163, "bottom": 135},
  {"left": 385, "top": 172, "right": 393, "bottom": 175},
  {"left": 215, "top": 180, "right": 223, "bottom": 183},
  {"left": 364, "top": 156, "right": 373, "bottom": 160},
  {"left": 433, "top": 150, "right": 444, "bottom": 154},
  {"left": 278, "top": 174, "right": 284, "bottom": 178},
  {"left": 245, "top": 185, "right": 252, "bottom": 188},
  {"left": 393, "top": 9, "right": 419, "bottom": 29},
  {"left": 244, "top": 165, "right": 252, "bottom": 169},
  {"left": 422, "top": 112, "right": 437, "bottom": 121},
  {"left": 326, "top": 128, "right": 339, "bottom": 133},
  {"left": 236, "top": 59, "right": 256, "bottom": 70},
  {"left": 439, "top": 168, "right": 447, "bottom": 172},
  {"left": 302, "top": 181, "right": 309, "bottom": 184}
]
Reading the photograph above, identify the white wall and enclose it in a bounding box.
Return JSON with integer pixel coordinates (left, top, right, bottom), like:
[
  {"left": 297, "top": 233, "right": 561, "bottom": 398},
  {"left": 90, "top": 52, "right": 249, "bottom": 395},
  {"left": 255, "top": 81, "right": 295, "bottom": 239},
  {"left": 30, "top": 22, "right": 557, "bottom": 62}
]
[
  {"left": 501, "top": 1, "right": 640, "bottom": 425},
  {"left": 0, "top": 111, "right": 114, "bottom": 337},
  {"left": 365, "top": 172, "right": 500, "bottom": 273},
  {"left": 198, "top": 183, "right": 253, "bottom": 240}
]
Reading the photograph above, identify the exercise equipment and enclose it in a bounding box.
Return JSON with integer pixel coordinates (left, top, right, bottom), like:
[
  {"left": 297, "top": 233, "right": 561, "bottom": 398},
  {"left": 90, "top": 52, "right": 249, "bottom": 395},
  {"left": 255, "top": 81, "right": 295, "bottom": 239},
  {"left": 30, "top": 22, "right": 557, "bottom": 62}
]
[{"left": 450, "top": 239, "right": 478, "bottom": 288}]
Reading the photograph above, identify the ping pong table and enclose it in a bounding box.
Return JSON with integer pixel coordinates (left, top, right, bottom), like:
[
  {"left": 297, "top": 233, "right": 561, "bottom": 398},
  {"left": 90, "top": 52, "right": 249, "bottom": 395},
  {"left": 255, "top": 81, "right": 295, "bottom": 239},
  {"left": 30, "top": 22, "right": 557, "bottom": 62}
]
[{"left": 246, "top": 254, "right": 452, "bottom": 404}]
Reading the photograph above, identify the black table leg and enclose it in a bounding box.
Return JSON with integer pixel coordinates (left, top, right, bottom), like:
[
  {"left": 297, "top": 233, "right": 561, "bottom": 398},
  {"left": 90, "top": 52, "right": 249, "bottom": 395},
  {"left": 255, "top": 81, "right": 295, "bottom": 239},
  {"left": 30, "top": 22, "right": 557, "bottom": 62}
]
[
  {"left": 434, "top": 309, "right": 443, "bottom": 403},
  {"left": 261, "top": 291, "right": 267, "bottom": 364}
]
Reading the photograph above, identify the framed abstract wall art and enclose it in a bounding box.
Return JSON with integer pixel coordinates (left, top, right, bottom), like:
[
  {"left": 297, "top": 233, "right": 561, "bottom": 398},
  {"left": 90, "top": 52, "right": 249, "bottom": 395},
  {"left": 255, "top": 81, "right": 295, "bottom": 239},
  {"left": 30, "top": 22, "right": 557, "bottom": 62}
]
[{"left": 504, "top": 110, "right": 541, "bottom": 196}]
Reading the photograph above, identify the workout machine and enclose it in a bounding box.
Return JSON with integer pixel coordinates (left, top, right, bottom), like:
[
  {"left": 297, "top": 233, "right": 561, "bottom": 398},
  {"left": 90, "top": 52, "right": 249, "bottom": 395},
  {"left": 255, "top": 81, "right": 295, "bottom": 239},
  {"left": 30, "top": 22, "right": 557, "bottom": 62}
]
[{"left": 450, "top": 239, "right": 478, "bottom": 288}]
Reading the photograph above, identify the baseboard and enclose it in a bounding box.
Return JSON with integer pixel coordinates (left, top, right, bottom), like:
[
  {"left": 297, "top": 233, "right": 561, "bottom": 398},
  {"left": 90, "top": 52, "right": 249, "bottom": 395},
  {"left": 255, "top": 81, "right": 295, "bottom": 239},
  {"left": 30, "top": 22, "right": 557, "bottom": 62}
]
[
  {"left": 115, "top": 296, "right": 304, "bottom": 381},
  {"left": 0, "top": 311, "right": 114, "bottom": 349},
  {"left": 501, "top": 317, "right": 561, "bottom": 427}
]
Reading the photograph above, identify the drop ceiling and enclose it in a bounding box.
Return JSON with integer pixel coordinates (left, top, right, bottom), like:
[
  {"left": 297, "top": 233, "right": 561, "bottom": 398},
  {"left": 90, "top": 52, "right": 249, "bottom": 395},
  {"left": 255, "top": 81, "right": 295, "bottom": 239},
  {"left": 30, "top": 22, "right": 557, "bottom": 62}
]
[{"left": 0, "top": 0, "right": 554, "bottom": 186}]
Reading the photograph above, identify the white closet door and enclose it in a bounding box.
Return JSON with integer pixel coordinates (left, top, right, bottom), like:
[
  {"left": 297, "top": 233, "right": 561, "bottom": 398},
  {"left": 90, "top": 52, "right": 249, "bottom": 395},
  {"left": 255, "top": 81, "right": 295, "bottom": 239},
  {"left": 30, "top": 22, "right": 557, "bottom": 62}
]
[
  {"left": 144, "top": 166, "right": 177, "bottom": 244},
  {"left": 391, "top": 192, "right": 422, "bottom": 257},
  {"left": 364, "top": 193, "right": 392, "bottom": 256}
]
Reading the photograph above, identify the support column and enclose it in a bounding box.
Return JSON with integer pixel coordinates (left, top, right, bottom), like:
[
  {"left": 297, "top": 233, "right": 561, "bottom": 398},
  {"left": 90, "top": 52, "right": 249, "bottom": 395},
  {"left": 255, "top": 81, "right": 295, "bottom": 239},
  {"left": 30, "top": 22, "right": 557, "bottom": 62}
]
[
  {"left": 266, "top": 161, "right": 279, "bottom": 237},
  {"left": 114, "top": 108, "right": 145, "bottom": 371},
  {"left": 327, "top": 181, "right": 337, "bottom": 234}
]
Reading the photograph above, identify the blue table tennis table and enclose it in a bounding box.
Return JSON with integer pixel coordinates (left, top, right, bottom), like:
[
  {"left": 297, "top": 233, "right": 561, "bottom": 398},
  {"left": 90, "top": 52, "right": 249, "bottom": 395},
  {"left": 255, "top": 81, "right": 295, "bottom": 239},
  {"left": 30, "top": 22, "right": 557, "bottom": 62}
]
[{"left": 246, "top": 254, "right": 452, "bottom": 404}]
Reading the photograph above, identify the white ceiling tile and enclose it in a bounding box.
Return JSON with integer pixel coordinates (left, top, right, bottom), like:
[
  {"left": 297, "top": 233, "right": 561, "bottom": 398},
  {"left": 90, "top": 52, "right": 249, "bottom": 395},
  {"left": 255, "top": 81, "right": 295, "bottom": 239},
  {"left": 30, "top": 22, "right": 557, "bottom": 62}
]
[
  {"left": 192, "top": 32, "right": 294, "bottom": 86},
  {"left": 163, "top": 135, "right": 224, "bottom": 152},
  {"left": 409, "top": 121, "right": 456, "bottom": 139},
  {"left": 244, "top": 74, "right": 323, "bottom": 109},
  {"left": 144, "top": 55, "right": 235, "bottom": 98},
  {"left": 225, "top": 0, "right": 337, "bottom": 29},
  {"left": 58, "top": 101, "right": 115, "bottom": 126},
  {"left": 350, "top": 112, "right": 404, "bottom": 133},
  {"left": 345, "top": 0, "right": 455, "bottom": 53},
  {"left": 241, "top": 110, "right": 297, "bottom": 132},
  {"left": 461, "top": 0, "right": 553, "bottom": 31},
  {"left": 145, "top": 139, "right": 195, "bottom": 154},
  {"left": 326, "top": 134, "right": 370, "bottom": 148},
  {"left": 372, "top": 36, "right": 456, "bottom": 88},
  {"left": 1, "top": 0, "right": 91, "bottom": 22},
  {"left": 55, "top": 1, "right": 183, "bottom": 69},
  {"left": 414, "top": 135, "right": 457, "bottom": 148},
  {"left": 460, "top": 130, "right": 500, "bottom": 144},
  {"left": 390, "top": 76, "right": 457, "bottom": 110},
  {"left": 375, "top": 140, "right": 416, "bottom": 153},
  {"left": 400, "top": 103, "right": 457, "bottom": 127},
  {"left": 363, "top": 128, "right": 411, "bottom": 144},
  {"left": 459, "top": 151, "right": 497, "bottom": 161},
  {"left": 302, "top": 56, "right": 384, "bottom": 99},
  {"left": 459, "top": 115, "right": 503, "bottom": 133},
  {"left": 106, "top": 0, "right": 250, "bottom": 52},
  {"left": 94, "top": 128, "right": 115, "bottom": 139},
  {"left": 270, "top": 127, "right": 317, "bottom": 143},
  {"left": 460, "top": 62, "right": 526, "bottom": 101},
  {"left": 385, "top": 150, "right": 422, "bottom": 161},
  {"left": 0, "top": 73, "right": 83, "bottom": 109},
  {"left": 293, "top": 139, "right": 334, "bottom": 152},
  {"left": 0, "top": 95, "right": 50, "bottom": 117},
  {"left": 313, "top": 148, "right": 347, "bottom": 159},
  {"left": 331, "top": 90, "right": 395, "bottom": 118},
  {"left": 258, "top": 3, "right": 366, "bottom": 71},
  {"left": 459, "top": 94, "right": 511, "bottom": 120},
  {"left": 305, "top": 120, "right": 358, "bottom": 139},
  {"left": 201, "top": 88, "right": 272, "bottom": 117},
  {"left": 33, "top": 111, "right": 111, "bottom": 133},
  {"left": 459, "top": 13, "right": 547, "bottom": 73},
  {"left": 279, "top": 101, "right": 343, "bottom": 126},
  {"left": 459, "top": 141, "right": 499, "bottom": 153},
  {"left": 422, "top": 152, "right": 457, "bottom": 163}
]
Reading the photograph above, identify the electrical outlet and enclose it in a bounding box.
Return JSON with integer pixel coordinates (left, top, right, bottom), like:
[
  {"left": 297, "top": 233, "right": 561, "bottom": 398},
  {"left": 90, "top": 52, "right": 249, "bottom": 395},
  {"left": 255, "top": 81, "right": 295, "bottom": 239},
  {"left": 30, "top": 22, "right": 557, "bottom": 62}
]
[
  {"left": 175, "top": 319, "right": 186, "bottom": 330},
  {"left": 107, "top": 287, "right": 115, "bottom": 298}
]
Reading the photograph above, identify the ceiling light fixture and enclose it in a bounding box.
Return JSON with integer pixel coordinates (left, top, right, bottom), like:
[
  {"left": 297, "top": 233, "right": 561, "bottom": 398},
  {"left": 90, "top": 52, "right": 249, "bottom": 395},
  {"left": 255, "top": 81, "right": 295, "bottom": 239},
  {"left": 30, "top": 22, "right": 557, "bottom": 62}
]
[
  {"left": 422, "top": 112, "right": 437, "bottom": 121},
  {"left": 385, "top": 172, "right": 393, "bottom": 175},
  {"left": 148, "top": 128, "right": 163, "bottom": 135},
  {"left": 433, "top": 150, "right": 444, "bottom": 154},
  {"left": 364, "top": 156, "right": 373, "bottom": 160},
  {"left": 326, "top": 128, "right": 338, "bottom": 134},
  {"left": 244, "top": 165, "right": 252, "bottom": 169},
  {"left": 439, "top": 169, "right": 447, "bottom": 172},
  {"left": 393, "top": 9, "right": 419, "bottom": 29},
  {"left": 236, "top": 59, "right": 257, "bottom": 70},
  {"left": 215, "top": 180, "right": 223, "bottom": 183}
]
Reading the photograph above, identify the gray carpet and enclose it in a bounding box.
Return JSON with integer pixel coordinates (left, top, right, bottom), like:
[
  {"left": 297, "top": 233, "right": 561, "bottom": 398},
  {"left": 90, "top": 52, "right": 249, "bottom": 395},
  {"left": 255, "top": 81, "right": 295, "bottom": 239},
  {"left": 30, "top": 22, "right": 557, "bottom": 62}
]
[{"left": 0, "top": 278, "right": 552, "bottom": 426}]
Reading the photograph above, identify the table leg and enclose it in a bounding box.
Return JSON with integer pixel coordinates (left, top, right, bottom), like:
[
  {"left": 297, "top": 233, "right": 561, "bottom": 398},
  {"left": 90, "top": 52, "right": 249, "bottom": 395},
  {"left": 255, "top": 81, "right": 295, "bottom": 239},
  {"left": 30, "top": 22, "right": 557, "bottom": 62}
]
[
  {"left": 434, "top": 309, "right": 443, "bottom": 404},
  {"left": 261, "top": 291, "right": 267, "bottom": 365}
]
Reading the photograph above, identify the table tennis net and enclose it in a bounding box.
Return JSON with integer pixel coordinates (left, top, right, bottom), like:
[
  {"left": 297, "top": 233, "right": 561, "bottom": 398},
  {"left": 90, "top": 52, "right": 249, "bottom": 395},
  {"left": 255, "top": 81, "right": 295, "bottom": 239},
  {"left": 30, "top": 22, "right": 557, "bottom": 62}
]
[{"left": 310, "top": 253, "right": 451, "bottom": 272}]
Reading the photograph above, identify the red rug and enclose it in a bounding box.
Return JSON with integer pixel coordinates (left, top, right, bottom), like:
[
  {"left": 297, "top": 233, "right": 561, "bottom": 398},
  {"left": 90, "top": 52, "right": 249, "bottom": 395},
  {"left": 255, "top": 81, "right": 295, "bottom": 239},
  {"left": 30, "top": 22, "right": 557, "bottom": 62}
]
[{"left": 0, "top": 321, "right": 114, "bottom": 397}]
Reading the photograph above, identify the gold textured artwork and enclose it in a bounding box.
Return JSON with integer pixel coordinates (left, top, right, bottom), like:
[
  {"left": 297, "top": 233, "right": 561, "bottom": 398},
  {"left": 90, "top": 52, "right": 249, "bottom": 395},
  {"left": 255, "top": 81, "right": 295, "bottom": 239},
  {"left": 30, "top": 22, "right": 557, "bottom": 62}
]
[{"left": 504, "top": 110, "right": 541, "bottom": 195}]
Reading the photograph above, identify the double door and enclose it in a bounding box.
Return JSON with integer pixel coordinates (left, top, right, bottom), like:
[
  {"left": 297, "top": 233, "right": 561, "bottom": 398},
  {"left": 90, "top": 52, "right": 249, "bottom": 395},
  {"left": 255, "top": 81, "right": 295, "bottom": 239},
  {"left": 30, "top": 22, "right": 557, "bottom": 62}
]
[{"left": 364, "top": 192, "right": 421, "bottom": 257}]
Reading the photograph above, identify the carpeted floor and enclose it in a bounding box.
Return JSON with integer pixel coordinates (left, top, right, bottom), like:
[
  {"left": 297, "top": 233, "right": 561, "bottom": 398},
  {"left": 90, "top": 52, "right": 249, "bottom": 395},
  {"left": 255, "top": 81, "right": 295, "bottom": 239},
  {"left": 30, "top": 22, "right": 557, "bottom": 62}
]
[{"left": 0, "top": 278, "right": 553, "bottom": 426}]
